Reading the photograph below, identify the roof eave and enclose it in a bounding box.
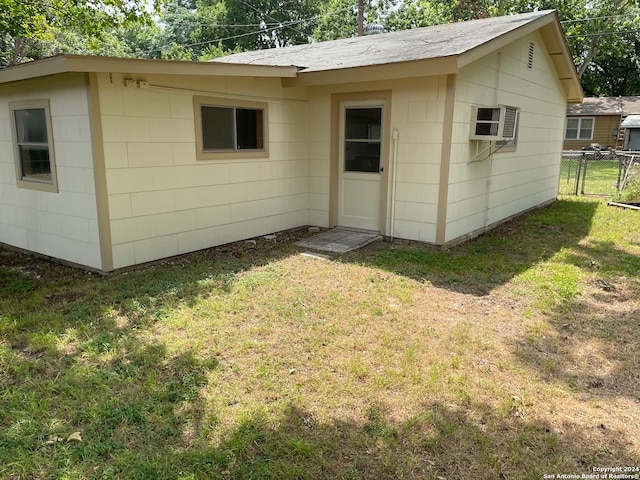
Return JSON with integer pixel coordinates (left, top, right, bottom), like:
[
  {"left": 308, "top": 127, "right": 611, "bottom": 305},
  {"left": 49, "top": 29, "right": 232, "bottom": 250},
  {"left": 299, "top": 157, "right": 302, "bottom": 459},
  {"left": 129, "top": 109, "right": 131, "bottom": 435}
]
[
  {"left": 0, "top": 55, "right": 298, "bottom": 85},
  {"left": 457, "top": 10, "right": 583, "bottom": 104},
  {"left": 282, "top": 55, "right": 459, "bottom": 87},
  {"left": 540, "top": 14, "right": 584, "bottom": 103},
  {"left": 567, "top": 111, "right": 622, "bottom": 116}
]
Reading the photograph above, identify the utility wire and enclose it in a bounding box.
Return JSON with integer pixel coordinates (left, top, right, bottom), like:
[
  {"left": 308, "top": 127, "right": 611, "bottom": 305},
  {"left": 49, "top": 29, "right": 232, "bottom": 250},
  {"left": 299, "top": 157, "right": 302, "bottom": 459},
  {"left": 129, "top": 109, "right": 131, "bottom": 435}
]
[
  {"left": 237, "top": 0, "right": 309, "bottom": 44},
  {"left": 158, "top": 3, "right": 357, "bottom": 30},
  {"left": 153, "top": 4, "right": 640, "bottom": 55},
  {"left": 148, "top": 4, "right": 356, "bottom": 54},
  {"left": 560, "top": 13, "right": 637, "bottom": 24},
  {"left": 560, "top": 13, "right": 640, "bottom": 38},
  {"left": 565, "top": 29, "right": 640, "bottom": 38}
]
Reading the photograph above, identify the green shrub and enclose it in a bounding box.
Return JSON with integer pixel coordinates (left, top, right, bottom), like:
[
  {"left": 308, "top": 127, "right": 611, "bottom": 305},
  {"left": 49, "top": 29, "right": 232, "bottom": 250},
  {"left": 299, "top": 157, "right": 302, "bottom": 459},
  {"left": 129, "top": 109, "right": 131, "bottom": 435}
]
[{"left": 616, "top": 177, "right": 640, "bottom": 203}]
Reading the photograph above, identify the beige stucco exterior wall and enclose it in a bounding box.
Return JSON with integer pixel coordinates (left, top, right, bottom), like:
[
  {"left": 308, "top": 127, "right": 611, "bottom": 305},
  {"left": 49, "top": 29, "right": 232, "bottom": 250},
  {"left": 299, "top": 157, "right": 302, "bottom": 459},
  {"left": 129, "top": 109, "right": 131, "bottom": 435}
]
[
  {"left": 305, "top": 88, "right": 332, "bottom": 229},
  {"left": 0, "top": 29, "right": 572, "bottom": 270},
  {"left": 446, "top": 31, "right": 567, "bottom": 244},
  {"left": 0, "top": 73, "right": 102, "bottom": 268},
  {"left": 96, "top": 72, "right": 309, "bottom": 269},
  {"left": 306, "top": 76, "right": 448, "bottom": 243}
]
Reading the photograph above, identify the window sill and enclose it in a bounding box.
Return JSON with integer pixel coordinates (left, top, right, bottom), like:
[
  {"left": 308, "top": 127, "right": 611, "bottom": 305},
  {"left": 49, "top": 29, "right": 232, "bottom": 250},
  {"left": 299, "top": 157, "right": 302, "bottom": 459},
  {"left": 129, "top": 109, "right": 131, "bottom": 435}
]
[
  {"left": 16, "top": 178, "right": 58, "bottom": 193},
  {"left": 195, "top": 149, "right": 269, "bottom": 161}
]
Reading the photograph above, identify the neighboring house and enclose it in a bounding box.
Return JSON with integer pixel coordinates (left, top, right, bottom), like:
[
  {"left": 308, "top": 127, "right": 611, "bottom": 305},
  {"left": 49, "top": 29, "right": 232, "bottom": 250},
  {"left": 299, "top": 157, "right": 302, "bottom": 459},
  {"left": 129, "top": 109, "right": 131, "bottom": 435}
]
[
  {"left": 563, "top": 96, "right": 640, "bottom": 151},
  {"left": 0, "top": 10, "right": 582, "bottom": 272}
]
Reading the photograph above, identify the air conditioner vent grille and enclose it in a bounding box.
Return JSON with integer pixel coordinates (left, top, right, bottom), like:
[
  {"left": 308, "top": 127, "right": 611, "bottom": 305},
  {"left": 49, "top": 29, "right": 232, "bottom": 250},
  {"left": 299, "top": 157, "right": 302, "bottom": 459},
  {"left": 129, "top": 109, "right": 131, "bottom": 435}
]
[
  {"left": 469, "top": 104, "right": 519, "bottom": 141},
  {"left": 502, "top": 106, "right": 518, "bottom": 138}
]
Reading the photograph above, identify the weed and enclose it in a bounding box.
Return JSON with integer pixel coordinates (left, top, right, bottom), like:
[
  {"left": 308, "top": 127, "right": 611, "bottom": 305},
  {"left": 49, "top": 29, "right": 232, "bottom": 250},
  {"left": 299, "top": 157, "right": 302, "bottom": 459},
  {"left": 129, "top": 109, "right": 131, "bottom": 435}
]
[
  {"left": 0, "top": 200, "right": 638, "bottom": 479},
  {"left": 0, "top": 267, "right": 37, "bottom": 295},
  {"left": 615, "top": 177, "right": 640, "bottom": 203}
]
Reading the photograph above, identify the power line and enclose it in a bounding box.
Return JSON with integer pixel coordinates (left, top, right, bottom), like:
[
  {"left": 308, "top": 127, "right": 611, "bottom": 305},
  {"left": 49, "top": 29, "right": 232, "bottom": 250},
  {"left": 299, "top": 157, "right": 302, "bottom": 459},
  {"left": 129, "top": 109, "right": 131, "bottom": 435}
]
[
  {"left": 158, "top": 3, "right": 357, "bottom": 30},
  {"left": 565, "top": 29, "right": 640, "bottom": 38},
  {"left": 237, "top": 0, "right": 310, "bottom": 44},
  {"left": 146, "top": 4, "right": 356, "bottom": 55},
  {"left": 158, "top": 14, "right": 320, "bottom": 29},
  {"left": 560, "top": 14, "right": 636, "bottom": 24}
]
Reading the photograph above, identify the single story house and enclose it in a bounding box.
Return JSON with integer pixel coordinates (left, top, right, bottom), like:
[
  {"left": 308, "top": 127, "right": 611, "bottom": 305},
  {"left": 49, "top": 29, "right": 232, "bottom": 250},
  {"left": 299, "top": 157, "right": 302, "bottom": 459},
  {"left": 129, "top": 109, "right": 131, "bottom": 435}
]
[
  {"left": 563, "top": 96, "right": 640, "bottom": 151},
  {"left": 0, "top": 10, "right": 582, "bottom": 272}
]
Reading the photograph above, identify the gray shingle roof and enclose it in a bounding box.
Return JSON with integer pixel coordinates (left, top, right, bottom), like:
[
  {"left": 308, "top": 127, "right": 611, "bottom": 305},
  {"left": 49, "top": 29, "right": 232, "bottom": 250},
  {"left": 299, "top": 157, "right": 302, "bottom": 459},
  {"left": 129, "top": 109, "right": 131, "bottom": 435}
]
[
  {"left": 214, "top": 10, "right": 554, "bottom": 72},
  {"left": 567, "top": 96, "right": 640, "bottom": 115}
]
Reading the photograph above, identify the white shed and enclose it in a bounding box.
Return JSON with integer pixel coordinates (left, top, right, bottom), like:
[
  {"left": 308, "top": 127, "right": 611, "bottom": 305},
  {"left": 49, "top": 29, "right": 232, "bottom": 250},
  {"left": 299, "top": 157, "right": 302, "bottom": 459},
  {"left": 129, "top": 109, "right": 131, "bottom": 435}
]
[{"left": 0, "top": 10, "right": 582, "bottom": 271}]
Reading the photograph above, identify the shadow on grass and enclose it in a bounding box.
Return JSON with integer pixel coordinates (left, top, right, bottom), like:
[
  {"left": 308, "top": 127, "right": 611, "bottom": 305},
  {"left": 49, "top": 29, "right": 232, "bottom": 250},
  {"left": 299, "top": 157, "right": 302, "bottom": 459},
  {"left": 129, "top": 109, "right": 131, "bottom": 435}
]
[
  {"left": 1, "top": 338, "right": 217, "bottom": 478},
  {"left": 0, "top": 230, "right": 309, "bottom": 478},
  {"left": 38, "top": 399, "right": 637, "bottom": 479},
  {"left": 1, "top": 201, "right": 637, "bottom": 478},
  {"left": 514, "top": 238, "right": 640, "bottom": 403},
  {"left": 344, "top": 199, "right": 600, "bottom": 296},
  {"left": 0, "top": 228, "right": 308, "bottom": 335}
]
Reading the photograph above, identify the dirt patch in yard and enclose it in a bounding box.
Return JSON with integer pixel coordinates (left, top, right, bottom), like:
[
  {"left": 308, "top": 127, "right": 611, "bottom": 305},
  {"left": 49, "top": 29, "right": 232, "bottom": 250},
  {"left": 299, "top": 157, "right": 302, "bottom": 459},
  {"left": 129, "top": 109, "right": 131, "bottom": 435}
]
[{"left": 1, "top": 202, "right": 639, "bottom": 478}]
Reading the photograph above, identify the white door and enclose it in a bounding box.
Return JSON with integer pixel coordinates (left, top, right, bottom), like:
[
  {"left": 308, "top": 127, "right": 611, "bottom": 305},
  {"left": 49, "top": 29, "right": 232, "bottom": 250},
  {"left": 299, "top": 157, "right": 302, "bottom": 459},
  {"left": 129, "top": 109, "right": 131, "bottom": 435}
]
[{"left": 338, "top": 103, "right": 384, "bottom": 231}]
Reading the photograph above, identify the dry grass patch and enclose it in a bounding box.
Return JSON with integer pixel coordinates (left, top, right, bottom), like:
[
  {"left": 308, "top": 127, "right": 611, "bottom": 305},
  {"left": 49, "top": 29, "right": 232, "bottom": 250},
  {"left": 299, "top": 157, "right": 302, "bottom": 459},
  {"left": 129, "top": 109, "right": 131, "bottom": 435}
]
[{"left": 1, "top": 198, "right": 639, "bottom": 479}]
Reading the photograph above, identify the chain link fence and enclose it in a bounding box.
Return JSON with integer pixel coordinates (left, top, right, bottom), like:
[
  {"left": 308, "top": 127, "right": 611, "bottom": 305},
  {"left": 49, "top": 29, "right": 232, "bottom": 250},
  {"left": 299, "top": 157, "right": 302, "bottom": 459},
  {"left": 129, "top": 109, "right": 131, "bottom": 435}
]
[{"left": 559, "top": 151, "right": 640, "bottom": 197}]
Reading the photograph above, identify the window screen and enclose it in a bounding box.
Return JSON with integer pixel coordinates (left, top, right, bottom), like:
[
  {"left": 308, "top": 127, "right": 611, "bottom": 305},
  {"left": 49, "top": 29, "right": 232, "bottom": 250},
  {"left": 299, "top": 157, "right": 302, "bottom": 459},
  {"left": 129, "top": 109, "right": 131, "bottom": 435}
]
[
  {"left": 13, "top": 108, "right": 52, "bottom": 183},
  {"left": 201, "top": 105, "right": 264, "bottom": 152},
  {"left": 344, "top": 107, "right": 382, "bottom": 173},
  {"left": 565, "top": 117, "right": 594, "bottom": 140},
  {"left": 474, "top": 107, "right": 501, "bottom": 137},
  {"left": 201, "top": 106, "right": 235, "bottom": 150}
]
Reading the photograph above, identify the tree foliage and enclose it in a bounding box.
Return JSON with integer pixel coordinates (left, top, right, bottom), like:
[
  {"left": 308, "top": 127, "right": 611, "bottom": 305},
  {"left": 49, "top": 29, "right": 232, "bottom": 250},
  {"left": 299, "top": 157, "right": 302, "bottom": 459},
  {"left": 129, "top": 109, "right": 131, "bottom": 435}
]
[
  {"left": 380, "top": 0, "right": 640, "bottom": 96},
  {"left": 2, "top": 0, "right": 640, "bottom": 95},
  {"left": 312, "top": 0, "right": 395, "bottom": 40},
  {"left": 0, "top": 0, "right": 154, "bottom": 65},
  {"left": 312, "top": 0, "right": 361, "bottom": 41},
  {"left": 559, "top": 0, "right": 640, "bottom": 95},
  {"left": 218, "top": 0, "right": 320, "bottom": 50},
  {"left": 383, "top": 0, "right": 453, "bottom": 31},
  {"left": 136, "top": 0, "right": 323, "bottom": 61}
]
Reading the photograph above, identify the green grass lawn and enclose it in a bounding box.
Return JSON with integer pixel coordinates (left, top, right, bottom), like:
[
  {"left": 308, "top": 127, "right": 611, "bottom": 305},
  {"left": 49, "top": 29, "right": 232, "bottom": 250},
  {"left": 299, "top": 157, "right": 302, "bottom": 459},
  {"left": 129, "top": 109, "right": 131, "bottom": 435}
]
[
  {"left": 1, "top": 197, "right": 639, "bottom": 479},
  {"left": 559, "top": 157, "right": 623, "bottom": 196}
]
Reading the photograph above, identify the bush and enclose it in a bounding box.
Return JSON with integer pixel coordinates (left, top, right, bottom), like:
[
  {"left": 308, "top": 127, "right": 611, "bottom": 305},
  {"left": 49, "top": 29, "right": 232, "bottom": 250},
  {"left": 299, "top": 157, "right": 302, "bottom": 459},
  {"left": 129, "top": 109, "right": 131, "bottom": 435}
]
[{"left": 616, "top": 177, "right": 640, "bottom": 203}]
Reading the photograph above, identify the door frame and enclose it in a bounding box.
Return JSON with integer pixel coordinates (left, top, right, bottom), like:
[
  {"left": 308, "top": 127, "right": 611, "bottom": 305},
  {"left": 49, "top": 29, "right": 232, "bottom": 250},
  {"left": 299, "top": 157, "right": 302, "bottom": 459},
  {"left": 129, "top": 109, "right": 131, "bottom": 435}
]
[{"left": 330, "top": 91, "right": 392, "bottom": 234}]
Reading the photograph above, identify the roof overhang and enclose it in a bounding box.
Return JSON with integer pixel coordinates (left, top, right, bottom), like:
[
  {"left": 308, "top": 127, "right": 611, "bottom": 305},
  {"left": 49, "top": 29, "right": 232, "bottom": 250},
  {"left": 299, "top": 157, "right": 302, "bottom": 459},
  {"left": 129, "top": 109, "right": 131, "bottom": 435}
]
[
  {"left": 282, "top": 55, "right": 459, "bottom": 87},
  {"left": 621, "top": 115, "right": 640, "bottom": 128},
  {"left": 0, "top": 55, "right": 298, "bottom": 85},
  {"left": 567, "top": 112, "right": 622, "bottom": 116},
  {"left": 282, "top": 11, "right": 582, "bottom": 102},
  {"left": 458, "top": 10, "right": 583, "bottom": 104},
  {"left": 0, "top": 11, "right": 582, "bottom": 104}
]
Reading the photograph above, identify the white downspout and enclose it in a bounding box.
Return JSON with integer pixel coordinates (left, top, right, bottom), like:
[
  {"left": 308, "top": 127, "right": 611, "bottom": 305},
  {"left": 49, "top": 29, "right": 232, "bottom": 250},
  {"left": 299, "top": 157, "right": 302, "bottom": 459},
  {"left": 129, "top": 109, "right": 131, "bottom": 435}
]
[{"left": 390, "top": 129, "right": 400, "bottom": 241}]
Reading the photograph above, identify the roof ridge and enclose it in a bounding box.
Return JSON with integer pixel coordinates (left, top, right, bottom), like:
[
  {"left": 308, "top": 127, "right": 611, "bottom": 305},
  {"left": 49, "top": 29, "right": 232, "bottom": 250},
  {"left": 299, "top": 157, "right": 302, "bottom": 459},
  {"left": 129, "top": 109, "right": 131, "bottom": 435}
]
[
  {"left": 215, "top": 10, "right": 555, "bottom": 56},
  {"left": 214, "top": 10, "right": 557, "bottom": 72}
]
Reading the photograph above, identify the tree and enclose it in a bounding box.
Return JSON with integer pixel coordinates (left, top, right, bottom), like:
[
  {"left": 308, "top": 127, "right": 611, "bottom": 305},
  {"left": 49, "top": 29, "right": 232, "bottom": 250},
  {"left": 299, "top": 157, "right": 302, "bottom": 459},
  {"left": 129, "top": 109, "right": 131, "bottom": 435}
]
[
  {"left": 578, "top": 30, "right": 640, "bottom": 96},
  {"left": 3, "top": 0, "right": 639, "bottom": 96},
  {"left": 383, "top": 0, "right": 640, "bottom": 96},
  {"left": 313, "top": 0, "right": 362, "bottom": 41},
  {"left": 314, "top": 0, "right": 412, "bottom": 40},
  {"left": 114, "top": 22, "right": 168, "bottom": 59},
  {"left": 0, "top": 0, "right": 155, "bottom": 66},
  {"left": 383, "top": 0, "right": 452, "bottom": 31},
  {"left": 207, "top": 0, "right": 321, "bottom": 51},
  {"left": 133, "top": 0, "right": 322, "bottom": 61}
]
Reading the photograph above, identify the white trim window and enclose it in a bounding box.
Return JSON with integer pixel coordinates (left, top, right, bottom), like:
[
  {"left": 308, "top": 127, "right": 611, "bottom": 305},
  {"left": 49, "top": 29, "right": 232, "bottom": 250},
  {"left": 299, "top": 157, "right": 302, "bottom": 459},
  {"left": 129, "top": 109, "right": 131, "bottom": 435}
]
[
  {"left": 565, "top": 117, "right": 594, "bottom": 140},
  {"left": 10, "top": 99, "right": 58, "bottom": 192}
]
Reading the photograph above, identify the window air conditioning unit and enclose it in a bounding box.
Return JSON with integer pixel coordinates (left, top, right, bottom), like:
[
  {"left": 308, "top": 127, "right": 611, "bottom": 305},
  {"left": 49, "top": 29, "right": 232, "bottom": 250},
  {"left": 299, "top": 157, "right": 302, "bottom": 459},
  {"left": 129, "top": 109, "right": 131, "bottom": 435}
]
[{"left": 469, "top": 105, "right": 519, "bottom": 141}]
